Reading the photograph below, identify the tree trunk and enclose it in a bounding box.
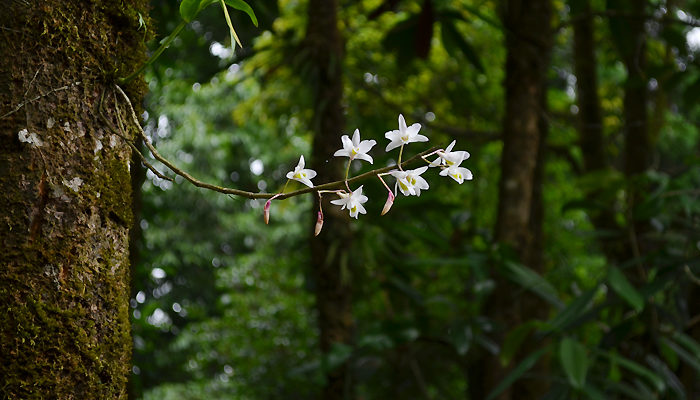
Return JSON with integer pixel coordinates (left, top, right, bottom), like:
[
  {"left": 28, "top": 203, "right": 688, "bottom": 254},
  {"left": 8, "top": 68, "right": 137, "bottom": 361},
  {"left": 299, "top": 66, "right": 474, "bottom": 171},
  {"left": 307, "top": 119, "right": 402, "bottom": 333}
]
[
  {"left": 0, "top": 1, "right": 147, "bottom": 398},
  {"left": 570, "top": 0, "right": 627, "bottom": 261},
  {"left": 473, "top": 0, "right": 553, "bottom": 398},
  {"left": 304, "top": 1, "right": 354, "bottom": 399}
]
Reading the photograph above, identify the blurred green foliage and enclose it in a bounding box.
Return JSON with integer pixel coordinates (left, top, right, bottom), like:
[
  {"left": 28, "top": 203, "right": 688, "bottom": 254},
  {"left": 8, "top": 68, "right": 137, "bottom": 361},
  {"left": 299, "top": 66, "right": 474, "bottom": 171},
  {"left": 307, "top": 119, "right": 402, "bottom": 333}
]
[{"left": 129, "top": 0, "right": 700, "bottom": 398}]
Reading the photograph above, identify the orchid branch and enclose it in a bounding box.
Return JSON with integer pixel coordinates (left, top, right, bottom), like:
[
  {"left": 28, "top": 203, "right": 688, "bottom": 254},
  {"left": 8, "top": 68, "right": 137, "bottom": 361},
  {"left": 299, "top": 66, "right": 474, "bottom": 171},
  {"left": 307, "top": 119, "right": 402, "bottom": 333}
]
[{"left": 114, "top": 84, "right": 440, "bottom": 200}]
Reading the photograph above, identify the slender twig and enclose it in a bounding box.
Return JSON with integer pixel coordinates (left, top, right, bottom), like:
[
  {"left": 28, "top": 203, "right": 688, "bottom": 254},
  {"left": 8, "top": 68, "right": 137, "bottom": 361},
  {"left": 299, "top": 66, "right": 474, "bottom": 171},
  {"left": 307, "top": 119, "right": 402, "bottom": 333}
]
[
  {"left": 114, "top": 84, "right": 440, "bottom": 200},
  {"left": 111, "top": 91, "right": 174, "bottom": 182},
  {"left": 1, "top": 82, "right": 80, "bottom": 119}
]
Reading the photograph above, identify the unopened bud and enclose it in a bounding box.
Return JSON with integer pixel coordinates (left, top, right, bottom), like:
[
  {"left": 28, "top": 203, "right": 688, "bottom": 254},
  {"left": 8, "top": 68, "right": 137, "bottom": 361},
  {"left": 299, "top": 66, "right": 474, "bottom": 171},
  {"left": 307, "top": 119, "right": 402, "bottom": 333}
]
[
  {"left": 381, "top": 191, "right": 395, "bottom": 216},
  {"left": 314, "top": 211, "right": 324, "bottom": 236},
  {"left": 264, "top": 200, "right": 271, "bottom": 224}
]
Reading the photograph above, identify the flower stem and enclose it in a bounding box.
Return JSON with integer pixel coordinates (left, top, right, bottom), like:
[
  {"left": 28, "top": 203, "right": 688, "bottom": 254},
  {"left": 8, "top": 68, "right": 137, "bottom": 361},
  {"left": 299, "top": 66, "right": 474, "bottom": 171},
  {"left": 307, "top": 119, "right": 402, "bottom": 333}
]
[
  {"left": 344, "top": 159, "right": 351, "bottom": 191},
  {"left": 119, "top": 20, "right": 187, "bottom": 84},
  {"left": 377, "top": 174, "right": 392, "bottom": 193},
  {"left": 397, "top": 144, "right": 405, "bottom": 170}
]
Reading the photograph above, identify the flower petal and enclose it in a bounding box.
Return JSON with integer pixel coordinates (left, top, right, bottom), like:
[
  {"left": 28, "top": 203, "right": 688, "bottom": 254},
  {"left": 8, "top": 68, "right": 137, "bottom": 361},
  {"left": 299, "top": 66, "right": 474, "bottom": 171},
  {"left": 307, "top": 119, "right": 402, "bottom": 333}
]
[
  {"left": 398, "top": 114, "right": 407, "bottom": 133},
  {"left": 412, "top": 134, "right": 429, "bottom": 143},
  {"left": 341, "top": 135, "right": 353, "bottom": 151},
  {"left": 304, "top": 169, "right": 317, "bottom": 179},
  {"left": 413, "top": 166, "right": 429, "bottom": 175},
  {"left": 385, "top": 129, "right": 401, "bottom": 140},
  {"left": 352, "top": 129, "right": 361, "bottom": 146},
  {"left": 334, "top": 149, "right": 350, "bottom": 158},
  {"left": 385, "top": 140, "right": 403, "bottom": 152},
  {"left": 445, "top": 140, "right": 456, "bottom": 152},
  {"left": 355, "top": 153, "right": 373, "bottom": 164},
  {"left": 406, "top": 122, "right": 422, "bottom": 137},
  {"left": 331, "top": 198, "right": 347, "bottom": 207},
  {"left": 358, "top": 139, "right": 376, "bottom": 153}
]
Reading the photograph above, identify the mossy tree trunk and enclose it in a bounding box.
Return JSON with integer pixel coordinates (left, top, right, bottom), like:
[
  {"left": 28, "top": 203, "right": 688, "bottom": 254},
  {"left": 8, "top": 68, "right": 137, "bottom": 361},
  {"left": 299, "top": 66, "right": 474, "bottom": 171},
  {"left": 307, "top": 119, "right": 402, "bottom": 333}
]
[
  {"left": 0, "top": 1, "right": 147, "bottom": 398},
  {"left": 304, "top": 0, "right": 354, "bottom": 398}
]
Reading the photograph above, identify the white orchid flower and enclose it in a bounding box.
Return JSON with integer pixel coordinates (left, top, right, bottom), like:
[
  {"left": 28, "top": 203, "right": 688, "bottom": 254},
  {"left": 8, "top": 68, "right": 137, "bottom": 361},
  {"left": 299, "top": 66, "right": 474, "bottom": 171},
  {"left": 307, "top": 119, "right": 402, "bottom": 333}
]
[
  {"left": 385, "top": 114, "right": 428, "bottom": 152},
  {"left": 331, "top": 185, "right": 369, "bottom": 219},
  {"left": 430, "top": 140, "right": 470, "bottom": 167},
  {"left": 333, "top": 129, "right": 377, "bottom": 164},
  {"left": 390, "top": 166, "right": 430, "bottom": 196},
  {"left": 440, "top": 165, "right": 473, "bottom": 184},
  {"left": 286, "top": 155, "right": 317, "bottom": 188}
]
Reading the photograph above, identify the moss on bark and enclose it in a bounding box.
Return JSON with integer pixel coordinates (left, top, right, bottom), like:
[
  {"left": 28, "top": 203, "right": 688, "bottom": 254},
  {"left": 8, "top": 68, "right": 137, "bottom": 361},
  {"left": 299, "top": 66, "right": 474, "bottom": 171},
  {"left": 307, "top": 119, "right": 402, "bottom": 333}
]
[{"left": 0, "top": 0, "right": 148, "bottom": 398}]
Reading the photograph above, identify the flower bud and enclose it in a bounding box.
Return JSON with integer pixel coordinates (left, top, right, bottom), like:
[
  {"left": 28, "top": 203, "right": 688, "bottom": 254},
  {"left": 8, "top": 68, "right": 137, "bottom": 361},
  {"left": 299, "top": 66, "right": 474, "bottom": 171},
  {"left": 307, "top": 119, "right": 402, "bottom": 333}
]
[
  {"left": 381, "top": 191, "right": 395, "bottom": 216},
  {"left": 314, "top": 211, "right": 324, "bottom": 236},
  {"left": 264, "top": 200, "right": 272, "bottom": 224}
]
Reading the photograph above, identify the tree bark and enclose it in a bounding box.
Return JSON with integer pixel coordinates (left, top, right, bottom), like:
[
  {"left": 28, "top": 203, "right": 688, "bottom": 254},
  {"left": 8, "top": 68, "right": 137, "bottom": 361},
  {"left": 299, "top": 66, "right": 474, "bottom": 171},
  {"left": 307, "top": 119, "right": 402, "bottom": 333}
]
[
  {"left": 0, "top": 1, "right": 147, "bottom": 398},
  {"left": 473, "top": 0, "right": 553, "bottom": 398},
  {"left": 304, "top": 1, "right": 354, "bottom": 399}
]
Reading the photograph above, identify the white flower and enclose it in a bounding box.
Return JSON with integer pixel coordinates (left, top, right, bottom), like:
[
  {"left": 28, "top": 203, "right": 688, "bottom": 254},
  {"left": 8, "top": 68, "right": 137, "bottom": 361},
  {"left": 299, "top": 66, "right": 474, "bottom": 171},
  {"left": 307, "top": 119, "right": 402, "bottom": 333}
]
[
  {"left": 430, "top": 140, "right": 469, "bottom": 167},
  {"left": 331, "top": 185, "right": 369, "bottom": 219},
  {"left": 385, "top": 114, "right": 428, "bottom": 152},
  {"left": 440, "top": 165, "right": 473, "bottom": 184},
  {"left": 390, "top": 166, "right": 430, "bottom": 196},
  {"left": 286, "top": 155, "right": 317, "bottom": 188},
  {"left": 333, "top": 129, "right": 376, "bottom": 164}
]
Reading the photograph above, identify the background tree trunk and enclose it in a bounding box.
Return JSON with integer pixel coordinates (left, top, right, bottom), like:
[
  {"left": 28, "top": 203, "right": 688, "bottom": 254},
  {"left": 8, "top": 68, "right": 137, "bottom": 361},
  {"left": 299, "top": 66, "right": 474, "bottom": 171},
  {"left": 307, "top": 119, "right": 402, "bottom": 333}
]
[
  {"left": 570, "top": 0, "right": 626, "bottom": 260},
  {"left": 0, "top": 1, "right": 147, "bottom": 398},
  {"left": 473, "top": 0, "right": 553, "bottom": 398},
  {"left": 304, "top": 0, "right": 354, "bottom": 398}
]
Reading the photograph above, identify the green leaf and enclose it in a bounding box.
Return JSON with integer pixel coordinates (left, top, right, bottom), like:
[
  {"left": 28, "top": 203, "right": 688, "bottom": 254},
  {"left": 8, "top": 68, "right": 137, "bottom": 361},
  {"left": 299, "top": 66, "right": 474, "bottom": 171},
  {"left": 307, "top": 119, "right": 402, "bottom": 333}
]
[
  {"left": 546, "top": 287, "right": 597, "bottom": 332},
  {"left": 486, "top": 346, "right": 549, "bottom": 400},
  {"left": 501, "top": 321, "right": 539, "bottom": 364},
  {"left": 502, "top": 261, "right": 563, "bottom": 309},
  {"left": 599, "top": 351, "right": 665, "bottom": 392},
  {"left": 179, "top": 0, "right": 200, "bottom": 22},
  {"left": 608, "top": 267, "right": 644, "bottom": 312},
  {"left": 672, "top": 331, "right": 700, "bottom": 359},
  {"left": 559, "top": 338, "right": 589, "bottom": 389},
  {"left": 582, "top": 383, "right": 607, "bottom": 400},
  {"left": 201, "top": 0, "right": 258, "bottom": 26},
  {"left": 660, "top": 337, "right": 700, "bottom": 374},
  {"left": 440, "top": 21, "right": 484, "bottom": 72}
]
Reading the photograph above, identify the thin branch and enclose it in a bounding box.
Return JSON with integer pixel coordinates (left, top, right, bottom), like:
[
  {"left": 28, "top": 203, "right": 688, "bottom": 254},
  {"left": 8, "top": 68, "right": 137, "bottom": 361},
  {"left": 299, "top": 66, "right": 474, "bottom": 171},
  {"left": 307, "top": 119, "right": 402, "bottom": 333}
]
[
  {"left": 112, "top": 91, "right": 174, "bottom": 182},
  {"left": 114, "top": 84, "right": 441, "bottom": 200},
  {"left": 1, "top": 82, "right": 81, "bottom": 119}
]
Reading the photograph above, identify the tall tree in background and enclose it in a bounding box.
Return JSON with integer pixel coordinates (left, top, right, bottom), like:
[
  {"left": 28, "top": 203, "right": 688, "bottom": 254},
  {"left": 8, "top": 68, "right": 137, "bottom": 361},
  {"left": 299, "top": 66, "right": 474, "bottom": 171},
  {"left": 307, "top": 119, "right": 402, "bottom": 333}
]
[
  {"left": 476, "top": 0, "right": 553, "bottom": 398},
  {"left": 305, "top": 0, "right": 354, "bottom": 398},
  {"left": 0, "top": 1, "right": 147, "bottom": 398},
  {"left": 570, "top": 0, "right": 624, "bottom": 261}
]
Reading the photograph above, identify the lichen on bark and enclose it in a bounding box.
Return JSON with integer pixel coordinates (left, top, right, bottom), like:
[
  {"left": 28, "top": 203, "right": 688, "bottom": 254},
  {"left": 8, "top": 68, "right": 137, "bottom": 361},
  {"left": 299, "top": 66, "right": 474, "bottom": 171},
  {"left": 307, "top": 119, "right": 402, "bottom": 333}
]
[{"left": 0, "top": 0, "right": 148, "bottom": 398}]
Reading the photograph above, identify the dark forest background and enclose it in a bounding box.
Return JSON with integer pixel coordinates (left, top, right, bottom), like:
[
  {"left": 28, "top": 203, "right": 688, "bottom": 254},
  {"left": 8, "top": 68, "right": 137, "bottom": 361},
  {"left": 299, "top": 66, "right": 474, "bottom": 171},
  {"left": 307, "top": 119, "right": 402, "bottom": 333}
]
[{"left": 128, "top": 0, "right": 700, "bottom": 399}]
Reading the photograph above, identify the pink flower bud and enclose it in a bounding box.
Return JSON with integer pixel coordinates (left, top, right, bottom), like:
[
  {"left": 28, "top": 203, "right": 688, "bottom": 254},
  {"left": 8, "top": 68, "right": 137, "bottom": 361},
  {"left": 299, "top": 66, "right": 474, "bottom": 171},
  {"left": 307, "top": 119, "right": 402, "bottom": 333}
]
[
  {"left": 264, "top": 200, "right": 272, "bottom": 224},
  {"left": 381, "top": 191, "right": 395, "bottom": 216},
  {"left": 314, "top": 211, "right": 324, "bottom": 236}
]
